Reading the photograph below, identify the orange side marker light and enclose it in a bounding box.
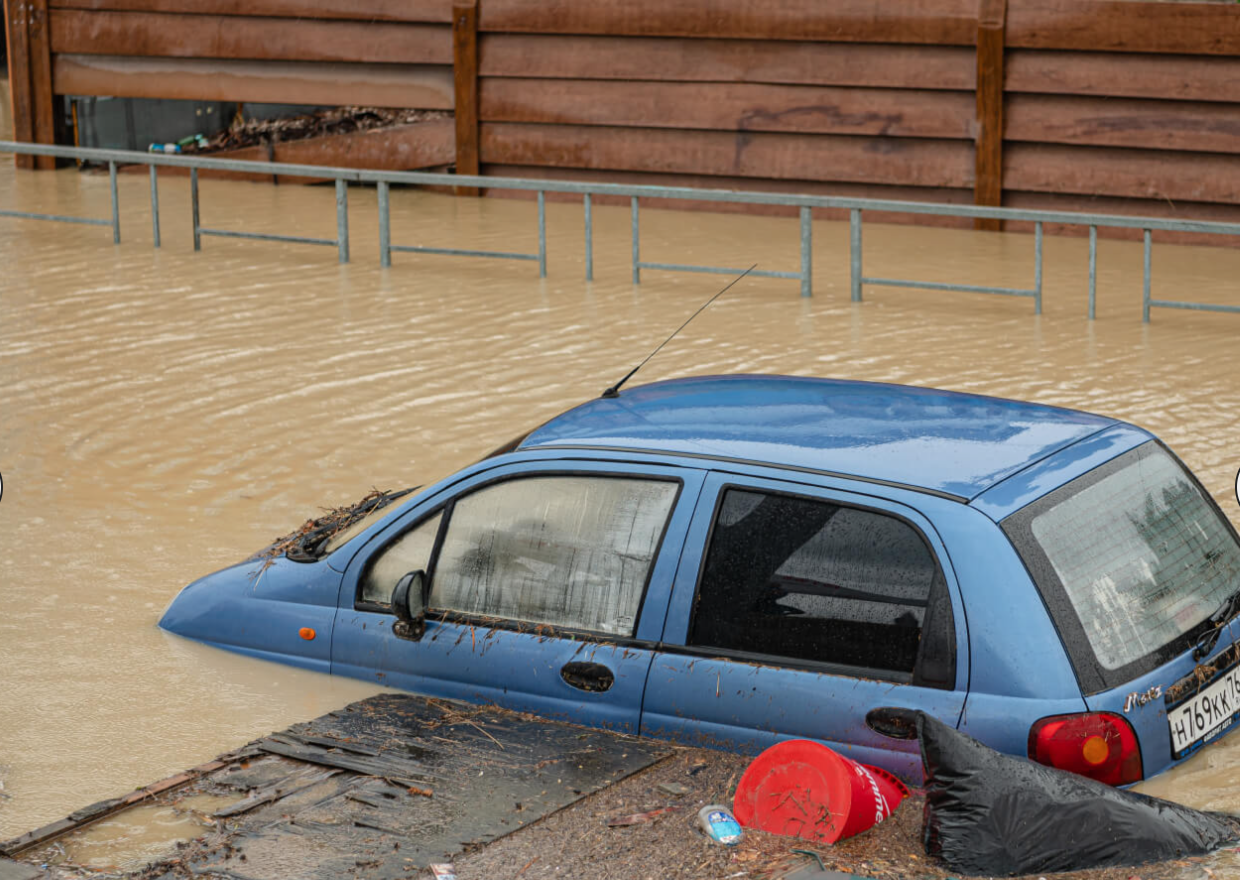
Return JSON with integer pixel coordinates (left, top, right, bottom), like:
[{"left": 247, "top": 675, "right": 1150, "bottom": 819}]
[{"left": 299, "top": 627, "right": 316, "bottom": 641}]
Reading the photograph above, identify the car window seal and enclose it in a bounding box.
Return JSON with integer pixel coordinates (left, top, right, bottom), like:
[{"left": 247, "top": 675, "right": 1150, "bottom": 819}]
[
  {"left": 1002, "top": 440, "right": 1240, "bottom": 695},
  {"left": 684, "top": 480, "right": 956, "bottom": 689},
  {"left": 355, "top": 469, "right": 687, "bottom": 637}
]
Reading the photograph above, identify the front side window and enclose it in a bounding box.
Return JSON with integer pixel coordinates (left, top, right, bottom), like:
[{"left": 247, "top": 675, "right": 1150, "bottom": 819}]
[
  {"left": 689, "top": 489, "right": 953, "bottom": 683},
  {"left": 1007, "top": 442, "right": 1240, "bottom": 687},
  {"left": 360, "top": 512, "right": 443, "bottom": 606},
  {"left": 430, "top": 476, "right": 678, "bottom": 636}
]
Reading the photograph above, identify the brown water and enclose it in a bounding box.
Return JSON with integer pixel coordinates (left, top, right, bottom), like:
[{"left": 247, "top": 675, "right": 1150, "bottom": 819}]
[{"left": 4, "top": 81, "right": 1240, "bottom": 860}]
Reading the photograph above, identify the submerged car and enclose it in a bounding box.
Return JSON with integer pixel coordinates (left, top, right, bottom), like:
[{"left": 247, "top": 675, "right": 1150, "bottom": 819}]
[{"left": 161, "top": 374, "right": 1240, "bottom": 784}]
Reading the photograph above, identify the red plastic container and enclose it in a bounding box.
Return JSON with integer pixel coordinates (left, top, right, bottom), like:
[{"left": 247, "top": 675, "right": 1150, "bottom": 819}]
[{"left": 732, "top": 740, "right": 909, "bottom": 844}]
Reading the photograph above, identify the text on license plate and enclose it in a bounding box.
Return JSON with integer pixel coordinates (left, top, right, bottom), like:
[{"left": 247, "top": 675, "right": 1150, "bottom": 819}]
[{"left": 1169, "top": 664, "right": 1240, "bottom": 757}]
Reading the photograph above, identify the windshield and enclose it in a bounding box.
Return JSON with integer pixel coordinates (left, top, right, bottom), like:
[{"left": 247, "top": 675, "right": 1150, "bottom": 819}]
[
  {"left": 320, "top": 490, "right": 419, "bottom": 555},
  {"left": 1011, "top": 443, "right": 1240, "bottom": 681}
]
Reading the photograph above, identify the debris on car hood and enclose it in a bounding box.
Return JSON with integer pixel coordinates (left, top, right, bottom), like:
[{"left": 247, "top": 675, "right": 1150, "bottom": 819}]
[
  {"left": 247, "top": 486, "right": 416, "bottom": 566},
  {"left": 917, "top": 712, "right": 1240, "bottom": 876}
]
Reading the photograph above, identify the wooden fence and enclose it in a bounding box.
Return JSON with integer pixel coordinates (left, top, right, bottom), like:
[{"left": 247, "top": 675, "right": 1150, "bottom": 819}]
[{"left": 5, "top": 0, "right": 1240, "bottom": 233}]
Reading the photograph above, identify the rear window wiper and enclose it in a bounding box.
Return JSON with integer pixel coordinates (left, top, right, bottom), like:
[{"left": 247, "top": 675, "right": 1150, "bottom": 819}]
[{"left": 1193, "top": 589, "right": 1240, "bottom": 660}]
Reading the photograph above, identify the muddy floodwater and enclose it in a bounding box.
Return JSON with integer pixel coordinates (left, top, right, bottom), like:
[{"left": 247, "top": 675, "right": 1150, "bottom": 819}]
[{"left": 4, "top": 80, "right": 1240, "bottom": 858}]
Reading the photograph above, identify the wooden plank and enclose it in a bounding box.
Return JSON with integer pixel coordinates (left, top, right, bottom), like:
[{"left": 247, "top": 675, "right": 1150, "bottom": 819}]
[
  {"left": 52, "top": 54, "right": 454, "bottom": 108},
  {"left": 479, "top": 79, "right": 975, "bottom": 139},
  {"left": 0, "top": 857, "right": 45, "bottom": 880},
  {"left": 1007, "top": 0, "right": 1240, "bottom": 55},
  {"left": 1006, "top": 50, "right": 1240, "bottom": 104},
  {"left": 48, "top": 10, "right": 452, "bottom": 64},
  {"left": 1006, "top": 94, "right": 1240, "bottom": 154},
  {"left": 5, "top": 0, "right": 36, "bottom": 168},
  {"left": 452, "top": 0, "right": 478, "bottom": 195},
  {"left": 1005, "top": 142, "right": 1240, "bottom": 206},
  {"left": 479, "top": 34, "right": 975, "bottom": 91},
  {"left": 27, "top": 0, "right": 56, "bottom": 168},
  {"left": 1, "top": 759, "right": 230, "bottom": 857},
  {"left": 1003, "top": 189, "right": 1240, "bottom": 246},
  {"left": 49, "top": 0, "right": 452, "bottom": 24},
  {"left": 478, "top": 0, "right": 980, "bottom": 46},
  {"left": 973, "top": 0, "right": 1006, "bottom": 231},
  {"left": 128, "top": 117, "right": 455, "bottom": 183},
  {"left": 479, "top": 123, "right": 975, "bottom": 188},
  {"left": 483, "top": 163, "right": 976, "bottom": 228}
]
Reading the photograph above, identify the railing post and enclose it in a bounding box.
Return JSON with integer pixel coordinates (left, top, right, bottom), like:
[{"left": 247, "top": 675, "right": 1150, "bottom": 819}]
[
  {"left": 1033, "top": 221, "right": 1043, "bottom": 315},
  {"left": 190, "top": 167, "right": 201, "bottom": 252},
  {"left": 378, "top": 180, "right": 391, "bottom": 268},
  {"left": 335, "top": 178, "right": 349, "bottom": 264},
  {"left": 1142, "top": 229, "right": 1152, "bottom": 323},
  {"left": 850, "top": 208, "right": 862, "bottom": 302},
  {"left": 583, "top": 193, "right": 593, "bottom": 282},
  {"left": 1088, "top": 225, "right": 1097, "bottom": 320},
  {"left": 108, "top": 160, "right": 120, "bottom": 244},
  {"left": 149, "top": 164, "right": 160, "bottom": 248},
  {"left": 537, "top": 190, "right": 547, "bottom": 278},
  {"left": 631, "top": 196, "right": 640, "bottom": 285},
  {"left": 799, "top": 206, "right": 812, "bottom": 298}
]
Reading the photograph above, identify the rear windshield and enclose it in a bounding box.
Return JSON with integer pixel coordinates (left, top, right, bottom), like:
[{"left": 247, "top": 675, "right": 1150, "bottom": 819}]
[{"left": 1004, "top": 442, "right": 1240, "bottom": 692}]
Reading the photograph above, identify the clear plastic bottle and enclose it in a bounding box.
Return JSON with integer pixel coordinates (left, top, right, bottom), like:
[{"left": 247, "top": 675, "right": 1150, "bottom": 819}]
[{"left": 696, "top": 804, "right": 743, "bottom": 845}]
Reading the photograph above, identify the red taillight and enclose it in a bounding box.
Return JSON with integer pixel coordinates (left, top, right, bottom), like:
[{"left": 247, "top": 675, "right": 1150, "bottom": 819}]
[{"left": 1028, "top": 712, "right": 1143, "bottom": 786}]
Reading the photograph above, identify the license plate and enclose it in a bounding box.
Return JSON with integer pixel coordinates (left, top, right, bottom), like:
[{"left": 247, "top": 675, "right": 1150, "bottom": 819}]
[{"left": 1168, "top": 662, "right": 1240, "bottom": 758}]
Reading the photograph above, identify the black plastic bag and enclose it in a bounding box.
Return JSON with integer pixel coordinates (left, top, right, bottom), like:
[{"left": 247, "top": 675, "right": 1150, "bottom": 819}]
[{"left": 918, "top": 712, "right": 1240, "bottom": 875}]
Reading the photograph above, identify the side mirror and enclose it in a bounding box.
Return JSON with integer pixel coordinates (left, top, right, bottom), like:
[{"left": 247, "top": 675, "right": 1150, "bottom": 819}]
[{"left": 391, "top": 569, "right": 428, "bottom": 640}]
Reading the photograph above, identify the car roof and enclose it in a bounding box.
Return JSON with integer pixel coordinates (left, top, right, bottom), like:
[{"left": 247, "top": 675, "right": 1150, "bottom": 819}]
[{"left": 519, "top": 374, "right": 1120, "bottom": 500}]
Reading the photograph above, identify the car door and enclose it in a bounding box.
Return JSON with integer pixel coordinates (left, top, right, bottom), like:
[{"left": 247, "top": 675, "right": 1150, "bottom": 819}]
[
  {"left": 331, "top": 460, "right": 705, "bottom": 734},
  {"left": 641, "top": 472, "right": 969, "bottom": 780}
]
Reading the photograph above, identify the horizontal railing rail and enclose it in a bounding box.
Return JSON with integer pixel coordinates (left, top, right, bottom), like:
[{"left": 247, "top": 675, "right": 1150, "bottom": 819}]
[{"left": 2, "top": 141, "right": 1239, "bottom": 321}]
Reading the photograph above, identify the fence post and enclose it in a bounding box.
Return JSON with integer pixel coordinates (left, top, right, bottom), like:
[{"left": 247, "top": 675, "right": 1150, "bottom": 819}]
[
  {"left": 109, "top": 161, "right": 120, "bottom": 244},
  {"left": 1142, "top": 229, "right": 1152, "bottom": 323},
  {"left": 149, "top": 165, "right": 161, "bottom": 248},
  {"left": 537, "top": 190, "right": 547, "bottom": 278},
  {"left": 973, "top": 0, "right": 1007, "bottom": 232},
  {"left": 850, "top": 209, "right": 862, "bottom": 302},
  {"left": 1033, "top": 221, "right": 1042, "bottom": 315},
  {"left": 631, "top": 197, "right": 640, "bottom": 285},
  {"left": 1088, "top": 225, "right": 1097, "bottom": 320},
  {"left": 452, "top": 0, "right": 480, "bottom": 197},
  {"left": 799, "top": 206, "right": 812, "bottom": 298},
  {"left": 378, "top": 180, "right": 391, "bottom": 268},
  {"left": 190, "top": 167, "right": 201, "bottom": 252},
  {"left": 27, "top": 0, "right": 56, "bottom": 170},
  {"left": 335, "top": 178, "right": 349, "bottom": 264},
  {"left": 5, "top": 0, "right": 35, "bottom": 169},
  {"left": 583, "top": 193, "right": 593, "bottom": 282}
]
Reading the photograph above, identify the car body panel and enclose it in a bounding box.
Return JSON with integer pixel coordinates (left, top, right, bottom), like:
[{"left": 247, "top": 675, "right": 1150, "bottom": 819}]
[
  {"left": 521, "top": 375, "right": 1116, "bottom": 499},
  {"left": 1086, "top": 632, "right": 1240, "bottom": 779},
  {"left": 328, "top": 459, "right": 706, "bottom": 734},
  {"left": 159, "top": 558, "right": 338, "bottom": 673},
  {"left": 970, "top": 424, "right": 1154, "bottom": 522},
  {"left": 640, "top": 471, "right": 969, "bottom": 781}
]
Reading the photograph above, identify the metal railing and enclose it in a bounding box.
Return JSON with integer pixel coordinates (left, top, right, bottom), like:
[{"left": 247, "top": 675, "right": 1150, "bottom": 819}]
[{"left": 3, "top": 140, "right": 1239, "bottom": 322}]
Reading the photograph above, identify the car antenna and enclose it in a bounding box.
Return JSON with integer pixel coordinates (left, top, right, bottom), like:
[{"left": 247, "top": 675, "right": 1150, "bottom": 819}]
[{"left": 601, "top": 264, "right": 756, "bottom": 399}]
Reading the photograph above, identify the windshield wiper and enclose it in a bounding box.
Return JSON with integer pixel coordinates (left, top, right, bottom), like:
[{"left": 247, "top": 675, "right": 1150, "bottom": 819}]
[{"left": 1193, "top": 589, "right": 1240, "bottom": 661}]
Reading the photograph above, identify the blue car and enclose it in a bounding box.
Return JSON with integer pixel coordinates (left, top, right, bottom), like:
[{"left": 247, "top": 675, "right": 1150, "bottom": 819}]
[{"left": 160, "top": 375, "right": 1240, "bottom": 785}]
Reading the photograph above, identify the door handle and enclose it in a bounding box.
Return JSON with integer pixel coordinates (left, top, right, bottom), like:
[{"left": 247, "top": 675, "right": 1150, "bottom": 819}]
[
  {"left": 560, "top": 662, "right": 615, "bottom": 693},
  {"left": 866, "top": 706, "right": 920, "bottom": 740}
]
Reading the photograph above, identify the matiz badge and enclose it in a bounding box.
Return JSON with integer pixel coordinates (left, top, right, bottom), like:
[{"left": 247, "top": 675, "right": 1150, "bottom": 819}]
[{"left": 1124, "top": 685, "right": 1163, "bottom": 713}]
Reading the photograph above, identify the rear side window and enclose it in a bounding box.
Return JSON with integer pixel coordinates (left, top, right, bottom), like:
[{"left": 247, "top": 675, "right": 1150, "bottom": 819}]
[
  {"left": 688, "top": 488, "right": 956, "bottom": 686},
  {"left": 1006, "top": 442, "right": 1240, "bottom": 691},
  {"left": 431, "top": 475, "right": 679, "bottom": 636}
]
